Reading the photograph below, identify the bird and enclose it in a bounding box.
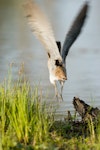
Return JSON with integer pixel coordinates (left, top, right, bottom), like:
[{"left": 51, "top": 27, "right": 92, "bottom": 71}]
[{"left": 23, "top": 0, "right": 89, "bottom": 101}]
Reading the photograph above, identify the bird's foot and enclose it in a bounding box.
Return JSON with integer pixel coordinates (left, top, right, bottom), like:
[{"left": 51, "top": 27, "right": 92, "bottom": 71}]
[
  {"left": 54, "top": 92, "right": 63, "bottom": 101},
  {"left": 59, "top": 93, "right": 63, "bottom": 101}
]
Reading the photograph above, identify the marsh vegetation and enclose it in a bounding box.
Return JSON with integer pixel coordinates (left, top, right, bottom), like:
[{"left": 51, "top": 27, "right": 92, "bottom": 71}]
[{"left": 0, "top": 71, "right": 100, "bottom": 150}]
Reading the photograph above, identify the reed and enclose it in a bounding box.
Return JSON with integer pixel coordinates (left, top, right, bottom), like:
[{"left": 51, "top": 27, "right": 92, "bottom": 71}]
[{"left": 0, "top": 75, "right": 53, "bottom": 149}]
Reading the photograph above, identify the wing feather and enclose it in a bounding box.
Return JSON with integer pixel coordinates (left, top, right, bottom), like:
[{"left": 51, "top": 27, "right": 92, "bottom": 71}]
[
  {"left": 62, "top": 2, "right": 89, "bottom": 63},
  {"left": 23, "top": 0, "right": 62, "bottom": 60}
]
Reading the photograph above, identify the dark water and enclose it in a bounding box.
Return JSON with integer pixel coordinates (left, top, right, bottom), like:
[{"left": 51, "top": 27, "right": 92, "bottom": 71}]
[{"left": 0, "top": 0, "right": 100, "bottom": 116}]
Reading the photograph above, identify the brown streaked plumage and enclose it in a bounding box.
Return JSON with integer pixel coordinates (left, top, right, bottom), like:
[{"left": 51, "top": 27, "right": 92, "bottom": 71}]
[
  {"left": 24, "top": 0, "right": 89, "bottom": 100},
  {"left": 54, "top": 67, "right": 67, "bottom": 81}
]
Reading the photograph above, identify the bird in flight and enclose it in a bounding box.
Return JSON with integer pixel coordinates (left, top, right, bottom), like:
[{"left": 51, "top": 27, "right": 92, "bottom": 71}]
[{"left": 24, "top": 0, "right": 89, "bottom": 101}]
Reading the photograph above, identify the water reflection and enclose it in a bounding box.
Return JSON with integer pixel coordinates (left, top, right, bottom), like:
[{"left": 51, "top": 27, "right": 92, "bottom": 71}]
[{"left": 0, "top": 0, "right": 100, "bottom": 116}]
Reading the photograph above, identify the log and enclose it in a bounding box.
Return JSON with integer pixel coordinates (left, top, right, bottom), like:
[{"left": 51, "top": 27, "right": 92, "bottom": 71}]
[{"left": 73, "top": 97, "right": 100, "bottom": 121}]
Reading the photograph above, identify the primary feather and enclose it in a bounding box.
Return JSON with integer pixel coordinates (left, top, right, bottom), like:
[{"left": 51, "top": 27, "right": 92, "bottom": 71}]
[
  {"left": 62, "top": 2, "right": 89, "bottom": 63},
  {"left": 24, "top": 0, "right": 62, "bottom": 61}
]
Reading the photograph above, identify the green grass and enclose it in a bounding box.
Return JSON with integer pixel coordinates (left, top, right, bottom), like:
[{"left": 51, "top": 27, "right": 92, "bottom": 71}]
[
  {"left": 0, "top": 74, "right": 54, "bottom": 150},
  {"left": 0, "top": 73, "right": 100, "bottom": 149}
]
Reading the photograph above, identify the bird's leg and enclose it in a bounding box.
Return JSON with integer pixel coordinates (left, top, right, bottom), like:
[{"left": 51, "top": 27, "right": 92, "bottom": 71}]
[
  {"left": 54, "top": 81, "right": 64, "bottom": 101},
  {"left": 54, "top": 82, "right": 59, "bottom": 100},
  {"left": 59, "top": 81, "right": 64, "bottom": 101},
  {"left": 61, "top": 81, "right": 64, "bottom": 96}
]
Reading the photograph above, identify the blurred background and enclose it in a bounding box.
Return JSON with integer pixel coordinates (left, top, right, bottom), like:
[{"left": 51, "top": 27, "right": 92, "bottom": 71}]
[{"left": 0, "top": 0, "right": 100, "bottom": 117}]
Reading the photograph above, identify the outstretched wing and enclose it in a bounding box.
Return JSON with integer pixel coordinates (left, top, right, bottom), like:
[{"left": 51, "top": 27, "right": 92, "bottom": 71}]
[
  {"left": 62, "top": 2, "right": 89, "bottom": 63},
  {"left": 23, "top": 0, "right": 62, "bottom": 61}
]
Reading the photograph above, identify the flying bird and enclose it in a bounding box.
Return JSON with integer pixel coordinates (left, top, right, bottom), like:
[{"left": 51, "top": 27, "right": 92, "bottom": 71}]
[{"left": 24, "top": 0, "right": 89, "bottom": 100}]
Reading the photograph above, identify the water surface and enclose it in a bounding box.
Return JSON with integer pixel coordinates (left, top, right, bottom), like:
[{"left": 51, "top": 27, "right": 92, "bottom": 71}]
[{"left": 0, "top": 0, "right": 100, "bottom": 116}]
